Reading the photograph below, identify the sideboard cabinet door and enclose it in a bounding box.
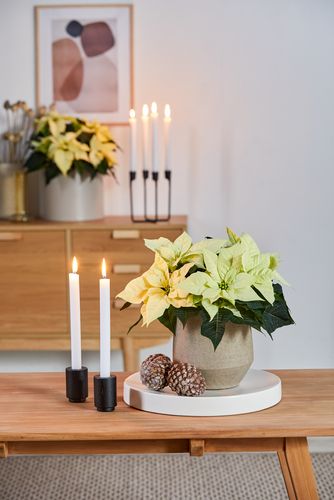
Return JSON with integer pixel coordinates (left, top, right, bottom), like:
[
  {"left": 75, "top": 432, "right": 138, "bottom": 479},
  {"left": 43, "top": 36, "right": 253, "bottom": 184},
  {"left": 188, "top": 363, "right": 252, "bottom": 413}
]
[
  {"left": 0, "top": 231, "right": 67, "bottom": 343},
  {"left": 72, "top": 228, "right": 183, "bottom": 341}
]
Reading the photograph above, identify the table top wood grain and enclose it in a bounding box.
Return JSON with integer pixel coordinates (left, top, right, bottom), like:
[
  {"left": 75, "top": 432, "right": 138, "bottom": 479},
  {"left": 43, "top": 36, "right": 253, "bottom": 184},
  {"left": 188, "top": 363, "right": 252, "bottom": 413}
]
[{"left": 0, "top": 370, "right": 333, "bottom": 442}]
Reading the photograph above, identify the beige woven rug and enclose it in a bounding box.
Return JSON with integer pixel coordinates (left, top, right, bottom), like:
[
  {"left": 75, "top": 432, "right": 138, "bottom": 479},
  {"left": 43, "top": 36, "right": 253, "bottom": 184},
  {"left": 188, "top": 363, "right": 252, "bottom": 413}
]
[{"left": 0, "top": 454, "right": 333, "bottom": 500}]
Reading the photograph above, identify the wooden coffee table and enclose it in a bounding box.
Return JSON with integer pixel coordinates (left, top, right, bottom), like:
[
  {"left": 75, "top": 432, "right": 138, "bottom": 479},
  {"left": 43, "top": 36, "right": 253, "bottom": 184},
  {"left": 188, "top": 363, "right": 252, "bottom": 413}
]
[{"left": 0, "top": 370, "right": 333, "bottom": 500}]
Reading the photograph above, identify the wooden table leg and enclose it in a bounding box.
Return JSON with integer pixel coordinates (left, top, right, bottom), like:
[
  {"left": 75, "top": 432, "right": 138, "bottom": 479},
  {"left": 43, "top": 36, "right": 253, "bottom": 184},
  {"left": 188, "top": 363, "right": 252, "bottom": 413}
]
[
  {"left": 278, "top": 449, "right": 297, "bottom": 500},
  {"left": 278, "top": 437, "right": 319, "bottom": 500},
  {"left": 0, "top": 442, "right": 8, "bottom": 458},
  {"left": 121, "top": 337, "right": 139, "bottom": 371}
]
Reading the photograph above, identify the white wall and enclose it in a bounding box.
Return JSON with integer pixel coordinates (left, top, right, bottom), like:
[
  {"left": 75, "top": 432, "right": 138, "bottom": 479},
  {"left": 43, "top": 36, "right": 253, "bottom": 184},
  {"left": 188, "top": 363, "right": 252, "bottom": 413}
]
[{"left": 1, "top": 0, "right": 334, "bottom": 372}]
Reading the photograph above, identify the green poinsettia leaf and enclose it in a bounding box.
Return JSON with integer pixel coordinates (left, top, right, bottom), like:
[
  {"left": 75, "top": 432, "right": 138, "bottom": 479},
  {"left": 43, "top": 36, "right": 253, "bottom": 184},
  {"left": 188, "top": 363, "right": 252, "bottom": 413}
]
[
  {"left": 200, "top": 308, "right": 230, "bottom": 351},
  {"left": 45, "top": 162, "right": 61, "bottom": 184},
  {"left": 158, "top": 307, "right": 177, "bottom": 334},
  {"left": 262, "top": 299, "right": 294, "bottom": 334},
  {"left": 25, "top": 151, "right": 47, "bottom": 172},
  {"left": 175, "top": 307, "right": 198, "bottom": 327}
]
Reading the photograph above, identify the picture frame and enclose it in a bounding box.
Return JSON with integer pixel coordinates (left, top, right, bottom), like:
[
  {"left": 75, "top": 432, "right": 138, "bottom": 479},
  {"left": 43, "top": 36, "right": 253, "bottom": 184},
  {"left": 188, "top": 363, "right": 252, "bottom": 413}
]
[{"left": 35, "top": 4, "right": 134, "bottom": 125}]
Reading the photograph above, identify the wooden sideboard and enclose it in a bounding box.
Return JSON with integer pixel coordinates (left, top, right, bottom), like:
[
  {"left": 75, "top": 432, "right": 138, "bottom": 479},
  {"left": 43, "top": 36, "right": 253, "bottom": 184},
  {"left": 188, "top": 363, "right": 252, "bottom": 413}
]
[{"left": 0, "top": 216, "right": 187, "bottom": 370}]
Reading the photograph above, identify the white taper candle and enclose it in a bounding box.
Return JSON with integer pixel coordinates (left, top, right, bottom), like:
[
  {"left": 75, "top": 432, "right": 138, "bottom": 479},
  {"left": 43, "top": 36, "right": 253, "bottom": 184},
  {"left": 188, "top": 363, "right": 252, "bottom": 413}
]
[
  {"left": 129, "top": 109, "right": 137, "bottom": 173},
  {"left": 163, "top": 104, "right": 171, "bottom": 171},
  {"left": 69, "top": 256, "right": 82, "bottom": 370},
  {"left": 99, "top": 258, "right": 111, "bottom": 378},
  {"left": 151, "top": 102, "right": 159, "bottom": 173},
  {"left": 142, "top": 104, "right": 150, "bottom": 171}
]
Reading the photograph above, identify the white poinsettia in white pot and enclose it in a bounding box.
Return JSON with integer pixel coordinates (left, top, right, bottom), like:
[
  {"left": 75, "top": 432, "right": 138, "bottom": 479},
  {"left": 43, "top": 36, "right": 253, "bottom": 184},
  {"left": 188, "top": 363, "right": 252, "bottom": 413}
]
[
  {"left": 118, "top": 229, "right": 294, "bottom": 390},
  {"left": 25, "top": 109, "right": 119, "bottom": 221}
]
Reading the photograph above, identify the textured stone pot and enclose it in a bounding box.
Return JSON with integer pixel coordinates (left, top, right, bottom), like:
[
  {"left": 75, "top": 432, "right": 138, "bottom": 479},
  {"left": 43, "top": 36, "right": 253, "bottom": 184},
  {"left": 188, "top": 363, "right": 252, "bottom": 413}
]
[
  {"left": 42, "top": 173, "right": 104, "bottom": 221},
  {"left": 173, "top": 316, "right": 254, "bottom": 389}
]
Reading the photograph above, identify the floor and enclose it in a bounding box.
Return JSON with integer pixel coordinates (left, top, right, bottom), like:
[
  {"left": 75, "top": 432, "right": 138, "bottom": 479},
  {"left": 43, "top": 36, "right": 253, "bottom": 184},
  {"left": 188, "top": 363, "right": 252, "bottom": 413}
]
[{"left": 0, "top": 453, "right": 333, "bottom": 500}]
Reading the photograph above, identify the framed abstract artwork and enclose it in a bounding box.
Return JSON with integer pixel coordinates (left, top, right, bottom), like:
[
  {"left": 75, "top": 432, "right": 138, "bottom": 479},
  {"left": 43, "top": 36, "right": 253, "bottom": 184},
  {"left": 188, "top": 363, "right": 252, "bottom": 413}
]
[{"left": 35, "top": 4, "right": 133, "bottom": 125}]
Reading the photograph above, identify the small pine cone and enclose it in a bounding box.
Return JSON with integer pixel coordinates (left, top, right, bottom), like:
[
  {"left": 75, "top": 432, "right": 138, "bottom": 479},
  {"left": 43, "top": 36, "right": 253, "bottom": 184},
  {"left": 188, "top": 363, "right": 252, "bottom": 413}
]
[
  {"left": 167, "top": 362, "right": 206, "bottom": 396},
  {"left": 140, "top": 353, "right": 172, "bottom": 391}
]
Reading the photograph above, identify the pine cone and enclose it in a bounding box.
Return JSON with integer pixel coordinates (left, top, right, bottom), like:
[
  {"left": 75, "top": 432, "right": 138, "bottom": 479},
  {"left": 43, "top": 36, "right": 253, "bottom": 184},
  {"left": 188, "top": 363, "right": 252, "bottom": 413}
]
[
  {"left": 167, "top": 362, "right": 206, "bottom": 396},
  {"left": 140, "top": 353, "right": 172, "bottom": 391}
]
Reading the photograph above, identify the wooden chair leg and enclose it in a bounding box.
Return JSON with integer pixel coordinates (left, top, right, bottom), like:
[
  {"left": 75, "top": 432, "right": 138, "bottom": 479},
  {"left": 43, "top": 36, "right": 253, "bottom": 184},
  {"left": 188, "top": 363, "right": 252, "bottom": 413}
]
[
  {"left": 278, "top": 437, "right": 319, "bottom": 500},
  {"left": 121, "top": 337, "right": 139, "bottom": 372}
]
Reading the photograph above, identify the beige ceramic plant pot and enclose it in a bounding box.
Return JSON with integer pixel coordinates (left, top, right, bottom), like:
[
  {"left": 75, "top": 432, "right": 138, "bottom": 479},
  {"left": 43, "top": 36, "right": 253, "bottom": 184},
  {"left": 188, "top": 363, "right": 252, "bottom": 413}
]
[{"left": 173, "top": 316, "right": 254, "bottom": 389}]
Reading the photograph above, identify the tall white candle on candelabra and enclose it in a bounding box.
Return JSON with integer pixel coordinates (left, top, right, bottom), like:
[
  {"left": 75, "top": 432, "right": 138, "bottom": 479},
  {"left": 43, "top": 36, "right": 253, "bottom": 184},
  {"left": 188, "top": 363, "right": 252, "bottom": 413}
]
[
  {"left": 129, "top": 109, "right": 137, "bottom": 173},
  {"left": 142, "top": 104, "right": 150, "bottom": 171},
  {"left": 151, "top": 102, "right": 159, "bottom": 173},
  {"left": 163, "top": 104, "right": 172, "bottom": 171},
  {"left": 99, "top": 258, "right": 111, "bottom": 378},
  {"left": 69, "top": 257, "right": 82, "bottom": 370}
]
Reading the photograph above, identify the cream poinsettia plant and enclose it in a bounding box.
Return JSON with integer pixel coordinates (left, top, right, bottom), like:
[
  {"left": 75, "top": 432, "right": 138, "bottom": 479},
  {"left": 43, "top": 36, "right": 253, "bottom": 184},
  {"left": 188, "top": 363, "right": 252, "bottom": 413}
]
[
  {"left": 118, "top": 229, "right": 294, "bottom": 349},
  {"left": 25, "top": 109, "right": 119, "bottom": 183}
]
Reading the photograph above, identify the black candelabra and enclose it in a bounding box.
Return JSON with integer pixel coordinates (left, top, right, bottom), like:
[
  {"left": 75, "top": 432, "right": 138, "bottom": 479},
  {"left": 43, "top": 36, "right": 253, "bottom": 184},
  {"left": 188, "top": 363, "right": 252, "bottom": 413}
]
[{"left": 129, "top": 169, "right": 171, "bottom": 223}]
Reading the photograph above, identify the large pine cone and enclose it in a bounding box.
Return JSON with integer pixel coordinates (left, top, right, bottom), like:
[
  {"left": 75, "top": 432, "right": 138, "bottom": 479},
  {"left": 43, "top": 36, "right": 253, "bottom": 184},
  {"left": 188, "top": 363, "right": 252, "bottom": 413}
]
[
  {"left": 167, "top": 362, "right": 206, "bottom": 396},
  {"left": 140, "top": 353, "right": 172, "bottom": 391}
]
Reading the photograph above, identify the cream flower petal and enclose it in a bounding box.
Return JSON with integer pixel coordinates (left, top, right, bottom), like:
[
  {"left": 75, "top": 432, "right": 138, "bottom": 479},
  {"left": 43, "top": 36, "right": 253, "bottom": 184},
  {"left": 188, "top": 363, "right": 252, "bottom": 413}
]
[
  {"left": 54, "top": 150, "right": 73, "bottom": 175},
  {"left": 203, "top": 250, "right": 220, "bottom": 282},
  {"left": 116, "top": 276, "right": 148, "bottom": 304},
  {"left": 144, "top": 290, "right": 170, "bottom": 325}
]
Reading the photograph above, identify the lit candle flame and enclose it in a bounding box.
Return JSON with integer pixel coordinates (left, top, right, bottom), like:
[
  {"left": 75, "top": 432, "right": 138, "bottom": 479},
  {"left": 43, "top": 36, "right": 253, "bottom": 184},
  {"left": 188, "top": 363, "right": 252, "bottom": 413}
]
[
  {"left": 129, "top": 108, "right": 136, "bottom": 119},
  {"left": 151, "top": 102, "right": 158, "bottom": 115},
  {"left": 101, "top": 258, "right": 107, "bottom": 278},
  {"left": 72, "top": 256, "right": 78, "bottom": 274},
  {"left": 164, "top": 104, "right": 171, "bottom": 120},
  {"left": 142, "top": 104, "right": 149, "bottom": 118}
]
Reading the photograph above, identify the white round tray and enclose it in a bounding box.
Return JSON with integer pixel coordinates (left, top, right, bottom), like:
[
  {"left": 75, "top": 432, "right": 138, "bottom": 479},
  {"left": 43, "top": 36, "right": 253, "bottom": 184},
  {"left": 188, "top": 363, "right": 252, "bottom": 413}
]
[{"left": 123, "top": 369, "right": 281, "bottom": 416}]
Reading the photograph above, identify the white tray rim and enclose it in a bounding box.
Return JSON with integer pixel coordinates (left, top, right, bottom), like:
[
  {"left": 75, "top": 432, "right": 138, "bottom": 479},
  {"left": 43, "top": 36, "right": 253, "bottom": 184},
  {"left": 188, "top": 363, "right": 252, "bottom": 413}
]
[{"left": 123, "top": 369, "right": 282, "bottom": 417}]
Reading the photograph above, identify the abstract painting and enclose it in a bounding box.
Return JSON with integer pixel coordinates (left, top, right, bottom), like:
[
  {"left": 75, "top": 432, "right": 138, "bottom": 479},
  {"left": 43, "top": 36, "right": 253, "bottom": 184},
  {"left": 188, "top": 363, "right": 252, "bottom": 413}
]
[{"left": 35, "top": 5, "right": 133, "bottom": 125}]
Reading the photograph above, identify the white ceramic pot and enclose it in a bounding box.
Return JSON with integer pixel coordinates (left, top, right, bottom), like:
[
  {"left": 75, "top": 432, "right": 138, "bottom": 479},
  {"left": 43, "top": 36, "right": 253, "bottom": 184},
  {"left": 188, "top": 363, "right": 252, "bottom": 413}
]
[
  {"left": 173, "top": 316, "right": 254, "bottom": 389},
  {"left": 42, "top": 174, "right": 104, "bottom": 221}
]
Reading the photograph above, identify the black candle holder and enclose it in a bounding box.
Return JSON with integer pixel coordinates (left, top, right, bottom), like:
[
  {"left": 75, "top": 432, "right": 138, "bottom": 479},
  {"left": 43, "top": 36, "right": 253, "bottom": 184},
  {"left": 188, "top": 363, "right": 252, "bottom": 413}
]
[
  {"left": 130, "top": 170, "right": 171, "bottom": 223},
  {"left": 65, "top": 367, "right": 88, "bottom": 403},
  {"left": 94, "top": 374, "right": 117, "bottom": 412}
]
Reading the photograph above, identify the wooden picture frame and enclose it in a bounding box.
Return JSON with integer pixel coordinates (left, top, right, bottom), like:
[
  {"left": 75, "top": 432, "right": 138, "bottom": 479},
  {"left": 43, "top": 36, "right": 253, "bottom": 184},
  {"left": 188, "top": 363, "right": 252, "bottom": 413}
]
[{"left": 35, "top": 4, "right": 134, "bottom": 125}]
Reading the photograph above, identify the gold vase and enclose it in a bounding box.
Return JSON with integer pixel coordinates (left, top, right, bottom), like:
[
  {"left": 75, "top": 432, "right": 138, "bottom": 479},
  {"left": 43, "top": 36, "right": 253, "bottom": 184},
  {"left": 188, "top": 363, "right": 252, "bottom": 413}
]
[
  {"left": 0, "top": 163, "right": 20, "bottom": 219},
  {"left": 12, "top": 169, "right": 29, "bottom": 222}
]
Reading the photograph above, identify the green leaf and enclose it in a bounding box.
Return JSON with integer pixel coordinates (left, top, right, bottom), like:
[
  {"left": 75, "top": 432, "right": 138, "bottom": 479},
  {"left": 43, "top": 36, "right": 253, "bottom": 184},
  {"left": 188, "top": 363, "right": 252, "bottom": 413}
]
[
  {"left": 127, "top": 315, "right": 142, "bottom": 334},
  {"left": 77, "top": 131, "right": 93, "bottom": 144},
  {"left": 158, "top": 307, "right": 177, "bottom": 334},
  {"left": 175, "top": 307, "right": 198, "bottom": 327},
  {"left": 45, "top": 162, "right": 61, "bottom": 184},
  {"left": 262, "top": 299, "right": 294, "bottom": 334},
  {"left": 72, "top": 160, "right": 96, "bottom": 179},
  {"left": 234, "top": 283, "right": 294, "bottom": 336},
  {"left": 25, "top": 152, "right": 47, "bottom": 172},
  {"left": 200, "top": 308, "right": 227, "bottom": 351},
  {"left": 96, "top": 158, "right": 109, "bottom": 175}
]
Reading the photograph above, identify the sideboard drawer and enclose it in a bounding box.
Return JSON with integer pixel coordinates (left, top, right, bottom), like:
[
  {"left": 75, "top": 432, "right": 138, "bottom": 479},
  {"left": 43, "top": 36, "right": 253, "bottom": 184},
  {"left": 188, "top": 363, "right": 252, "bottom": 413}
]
[
  {"left": 0, "top": 230, "right": 67, "bottom": 335},
  {"left": 71, "top": 229, "right": 183, "bottom": 266},
  {"left": 72, "top": 227, "right": 183, "bottom": 339}
]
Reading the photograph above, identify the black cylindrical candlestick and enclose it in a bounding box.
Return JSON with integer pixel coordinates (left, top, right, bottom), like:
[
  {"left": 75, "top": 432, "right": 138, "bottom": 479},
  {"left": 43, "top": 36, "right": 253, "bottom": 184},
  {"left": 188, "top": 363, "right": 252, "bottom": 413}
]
[
  {"left": 66, "top": 366, "right": 88, "bottom": 403},
  {"left": 94, "top": 374, "right": 117, "bottom": 412}
]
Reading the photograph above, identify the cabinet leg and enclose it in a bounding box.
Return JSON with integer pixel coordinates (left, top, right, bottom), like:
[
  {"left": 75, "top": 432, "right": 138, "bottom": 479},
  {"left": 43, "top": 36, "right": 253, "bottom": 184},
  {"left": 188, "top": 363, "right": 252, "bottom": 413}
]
[
  {"left": 278, "top": 437, "right": 318, "bottom": 500},
  {"left": 121, "top": 337, "right": 139, "bottom": 372}
]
